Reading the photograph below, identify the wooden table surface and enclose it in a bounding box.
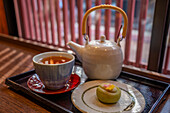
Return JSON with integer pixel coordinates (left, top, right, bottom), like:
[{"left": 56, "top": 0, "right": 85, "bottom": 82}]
[
  {"left": 0, "top": 35, "right": 169, "bottom": 113},
  {"left": 0, "top": 39, "right": 50, "bottom": 112}
]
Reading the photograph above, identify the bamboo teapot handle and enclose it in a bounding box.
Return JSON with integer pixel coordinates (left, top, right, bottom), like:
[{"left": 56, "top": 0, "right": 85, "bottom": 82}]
[{"left": 82, "top": 4, "right": 128, "bottom": 43}]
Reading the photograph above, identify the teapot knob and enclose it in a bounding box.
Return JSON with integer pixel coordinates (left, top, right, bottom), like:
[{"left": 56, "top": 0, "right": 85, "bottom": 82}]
[{"left": 100, "top": 35, "right": 106, "bottom": 43}]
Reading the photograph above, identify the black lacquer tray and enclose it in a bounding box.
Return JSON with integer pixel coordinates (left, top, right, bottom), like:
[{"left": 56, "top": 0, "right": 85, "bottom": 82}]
[{"left": 5, "top": 65, "right": 170, "bottom": 113}]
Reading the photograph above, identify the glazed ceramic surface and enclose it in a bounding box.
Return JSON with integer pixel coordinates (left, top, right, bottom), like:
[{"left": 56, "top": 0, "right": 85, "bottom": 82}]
[
  {"left": 32, "top": 52, "right": 75, "bottom": 90},
  {"left": 68, "top": 36, "right": 123, "bottom": 79},
  {"left": 71, "top": 80, "right": 145, "bottom": 113}
]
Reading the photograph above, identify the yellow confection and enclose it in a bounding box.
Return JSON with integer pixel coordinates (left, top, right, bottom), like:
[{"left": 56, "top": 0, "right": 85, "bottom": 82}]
[
  {"left": 102, "top": 83, "right": 115, "bottom": 92},
  {"left": 105, "top": 84, "right": 115, "bottom": 91}
]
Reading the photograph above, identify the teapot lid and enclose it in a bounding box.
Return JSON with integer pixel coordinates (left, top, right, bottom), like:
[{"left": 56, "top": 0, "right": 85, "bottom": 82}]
[{"left": 87, "top": 35, "right": 120, "bottom": 50}]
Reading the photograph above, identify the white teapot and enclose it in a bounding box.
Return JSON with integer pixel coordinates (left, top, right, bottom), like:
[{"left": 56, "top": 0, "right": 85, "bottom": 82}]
[{"left": 68, "top": 5, "right": 128, "bottom": 79}]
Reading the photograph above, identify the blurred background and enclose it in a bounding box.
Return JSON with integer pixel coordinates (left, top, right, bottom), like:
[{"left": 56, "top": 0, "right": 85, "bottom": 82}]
[{"left": 0, "top": 0, "right": 169, "bottom": 74}]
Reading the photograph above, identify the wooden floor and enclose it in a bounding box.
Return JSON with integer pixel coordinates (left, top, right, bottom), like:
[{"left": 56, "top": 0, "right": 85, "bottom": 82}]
[{"left": 0, "top": 35, "right": 169, "bottom": 113}]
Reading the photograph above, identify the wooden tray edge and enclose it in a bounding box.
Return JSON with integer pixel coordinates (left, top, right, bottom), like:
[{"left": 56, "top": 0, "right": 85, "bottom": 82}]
[
  {"left": 123, "top": 65, "right": 170, "bottom": 83},
  {"left": 5, "top": 72, "right": 73, "bottom": 113}
]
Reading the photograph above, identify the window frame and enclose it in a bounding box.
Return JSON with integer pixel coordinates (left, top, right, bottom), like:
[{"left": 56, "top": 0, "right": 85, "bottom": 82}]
[{"left": 147, "top": 0, "right": 170, "bottom": 73}]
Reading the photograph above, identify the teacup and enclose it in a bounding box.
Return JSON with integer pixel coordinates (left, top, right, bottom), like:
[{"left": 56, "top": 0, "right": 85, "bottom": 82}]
[{"left": 32, "top": 51, "right": 75, "bottom": 90}]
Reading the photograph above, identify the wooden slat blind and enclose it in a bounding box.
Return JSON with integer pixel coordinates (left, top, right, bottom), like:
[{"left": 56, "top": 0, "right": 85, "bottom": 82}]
[
  {"left": 50, "top": 0, "right": 56, "bottom": 45},
  {"left": 95, "top": 0, "right": 101, "bottom": 40},
  {"left": 32, "top": 0, "right": 41, "bottom": 41},
  {"left": 77, "top": 0, "right": 83, "bottom": 45},
  {"left": 26, "top": 0, "right": 35, "bottom": 41},
  {"left": 19, "top": 0, "right": 30, "bottom": 39},
  {"left": 55, "top": 0, "right": 62, "bottom": 46},
  {"left": 136, "top": 0, "right": 149, "bottom": 67},
  {"left": 37, "top": 0, "right": 45, "bottom": 43},
  {"left": 69, "top": 0, "right": 76, "bottom": 42},
  {"left": 44, "top": 0, "right": 50, "bottom": 44},
  {"left": 63, "top": 0, "right": 69, "bottom": 47},
  {"left": 115, "top": 0, "right": 123, "bottom": 42},
  {"left": 104, "top": 0, "right": 112, "bottom": 40},
  {"left": 124, "top": 0, "right": 136, "bottom": 64},
  {"left": 13, "top": 0, "right": 22, "bottom": 37},
  {"left": 86, "top": 0, "right": 92, "bottom": 41}
]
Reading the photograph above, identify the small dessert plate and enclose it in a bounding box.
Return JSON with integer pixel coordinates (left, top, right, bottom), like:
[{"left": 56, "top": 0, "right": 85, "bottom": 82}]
[
  {"left": 27, "top": 74, "right": 80, "bottom": 94},
  {"left": 71, "top": 80, "right": 145, "bottom": 113}
]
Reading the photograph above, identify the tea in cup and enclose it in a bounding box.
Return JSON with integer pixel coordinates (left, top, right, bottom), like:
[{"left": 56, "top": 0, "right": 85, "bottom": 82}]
[{"left": 32, "top": 52, "right": 75, "bottom": 90}]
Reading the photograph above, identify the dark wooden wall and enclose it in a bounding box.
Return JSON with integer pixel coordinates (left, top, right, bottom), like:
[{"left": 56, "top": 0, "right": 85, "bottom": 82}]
[{"left": 0, "top": 0, "right": 8, "bottom": 34}]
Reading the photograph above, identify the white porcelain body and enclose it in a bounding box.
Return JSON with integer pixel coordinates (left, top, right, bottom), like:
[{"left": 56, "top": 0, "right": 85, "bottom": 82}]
[
  {"left": 82, "top": 41, "right": 123, "bottom": 79},
  {"left": 32, "top": 52, "right": 75, "bottom": 90},
  {"left": 68, "top": 40, "right": 123, "bottom": 79}
]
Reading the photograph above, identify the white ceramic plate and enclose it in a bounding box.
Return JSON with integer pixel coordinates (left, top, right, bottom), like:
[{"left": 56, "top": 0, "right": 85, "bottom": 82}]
[{"left": 71, "top": 80, "right": 145, "bottom": 113}]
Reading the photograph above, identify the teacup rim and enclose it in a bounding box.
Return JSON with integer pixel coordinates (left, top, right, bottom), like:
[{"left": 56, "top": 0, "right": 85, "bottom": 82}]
[{"left": 33, "top": 51, "right": 75, "bottom": 66}]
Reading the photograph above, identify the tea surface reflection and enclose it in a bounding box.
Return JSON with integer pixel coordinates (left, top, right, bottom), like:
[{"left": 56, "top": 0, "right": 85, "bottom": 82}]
[{"left": 39, "top": 56, "right": 71, "bottom": 64}]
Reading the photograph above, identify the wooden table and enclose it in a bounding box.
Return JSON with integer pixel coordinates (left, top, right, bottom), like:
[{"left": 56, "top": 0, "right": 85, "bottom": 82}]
[
  {"left": 0, "top": 34, "right": 169, "bottom": 113},
  {"left": 0, "top": 36, "right": 50, "bottom": 112}
]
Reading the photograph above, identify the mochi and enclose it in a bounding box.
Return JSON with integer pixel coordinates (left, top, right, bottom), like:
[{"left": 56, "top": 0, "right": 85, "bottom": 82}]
[{"left": 96, "top": 83, "right": 121, "bottom": 103}]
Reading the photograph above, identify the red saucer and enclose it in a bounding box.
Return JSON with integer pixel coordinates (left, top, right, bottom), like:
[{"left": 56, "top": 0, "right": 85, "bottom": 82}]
[{"left": 27, "top": 74, "right": 80, "bottom": 94}]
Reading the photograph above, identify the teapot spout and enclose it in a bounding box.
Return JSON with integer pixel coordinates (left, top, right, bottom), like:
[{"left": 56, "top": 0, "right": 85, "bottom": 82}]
[{"left": 67, "top": 41, "right": 83, "bottom": 62}]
